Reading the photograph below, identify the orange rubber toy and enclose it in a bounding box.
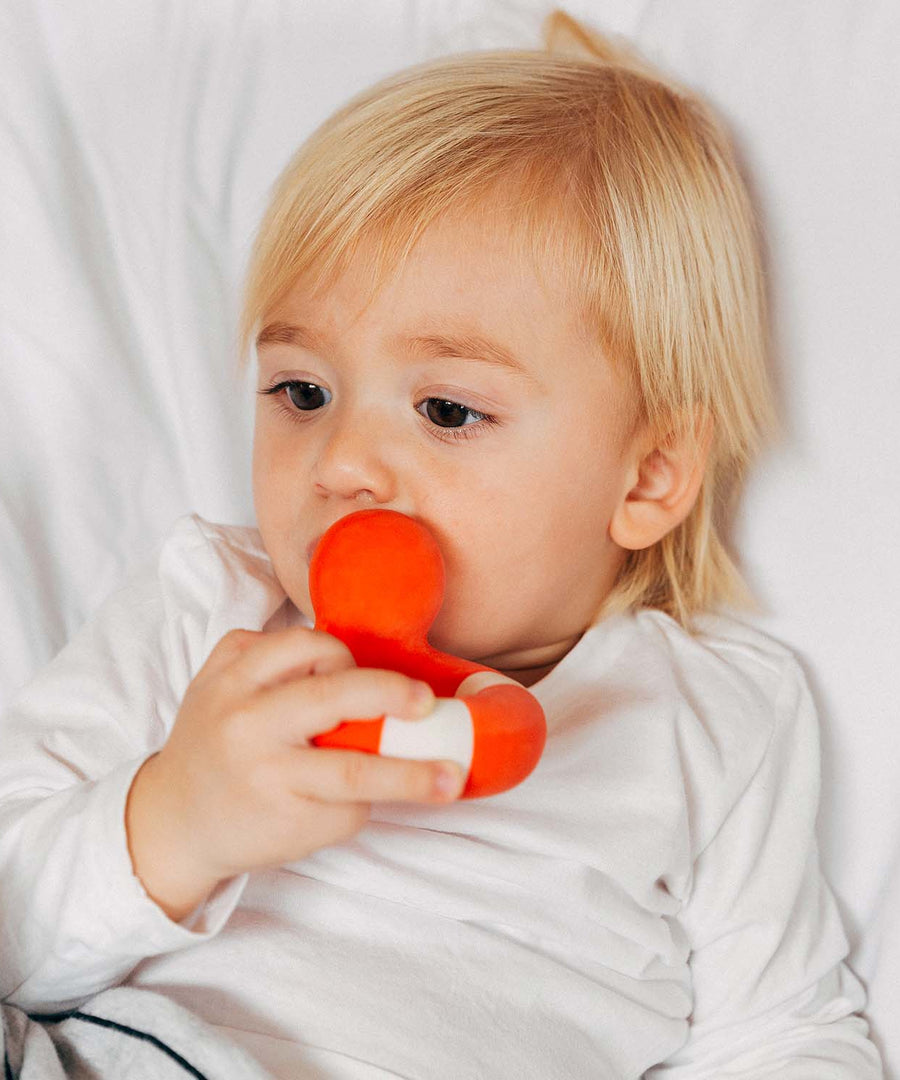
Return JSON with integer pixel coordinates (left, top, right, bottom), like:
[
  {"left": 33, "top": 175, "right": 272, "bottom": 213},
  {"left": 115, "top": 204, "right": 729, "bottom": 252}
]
[{"left": 310, "top": 509, "right": 546, "bottom": 798}]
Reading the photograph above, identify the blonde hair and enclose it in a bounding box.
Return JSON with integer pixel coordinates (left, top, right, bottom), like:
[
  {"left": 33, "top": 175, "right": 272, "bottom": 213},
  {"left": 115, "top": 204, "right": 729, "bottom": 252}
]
[{"left": 238, "top": 9, "right": 777, "bottom": 630}]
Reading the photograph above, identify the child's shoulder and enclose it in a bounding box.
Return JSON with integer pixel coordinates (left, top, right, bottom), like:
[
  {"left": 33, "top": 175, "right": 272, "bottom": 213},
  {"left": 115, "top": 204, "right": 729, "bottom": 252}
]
[
  {"left": 619, "top": 610, "right": 818, "bottom": 842},
  {"left": 150, "top": 513, "right": 293, "bottom": 645},
  {"left": 611, "top": 608, "right": 812, "bottom": 765},
  {"left": 156, "top": 513, "right": 280, "bottom": 589},
  {"left": 162, "top": 512, "right": 270, "bottom": 564},
  {"left": 629, "top": 606, "right": 800, "bottom": 699},
  {"left": 552, "top": 607, "right": 805, "bottom": 757}
]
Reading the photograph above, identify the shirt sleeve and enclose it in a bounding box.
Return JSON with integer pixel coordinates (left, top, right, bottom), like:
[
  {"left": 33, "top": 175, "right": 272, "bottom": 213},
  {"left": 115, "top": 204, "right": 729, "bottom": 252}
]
[
  {"left": 647, "top": 657, "right": 883, "bottom": 1078},
  {"left": 0, "top": 516, "right": 249, "bottom": 1013}
]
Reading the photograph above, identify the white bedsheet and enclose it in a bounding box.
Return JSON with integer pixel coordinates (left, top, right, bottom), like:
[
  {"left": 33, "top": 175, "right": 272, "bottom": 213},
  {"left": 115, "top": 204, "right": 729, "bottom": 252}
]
[{"left": 1, "top": 0, "right": 897, "bottom": 1071}]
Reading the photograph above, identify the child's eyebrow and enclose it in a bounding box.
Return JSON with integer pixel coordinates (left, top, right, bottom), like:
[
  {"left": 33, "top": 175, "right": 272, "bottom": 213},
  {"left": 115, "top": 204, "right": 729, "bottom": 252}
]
[{"left": 255, "top": 321, "right": 539, "bottom": 385}]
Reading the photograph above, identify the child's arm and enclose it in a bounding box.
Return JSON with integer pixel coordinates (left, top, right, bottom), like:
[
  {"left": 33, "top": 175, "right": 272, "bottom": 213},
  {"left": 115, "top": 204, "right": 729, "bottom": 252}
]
[{"left": 647, "top": 657, "right": 882, "bottom": 1077}]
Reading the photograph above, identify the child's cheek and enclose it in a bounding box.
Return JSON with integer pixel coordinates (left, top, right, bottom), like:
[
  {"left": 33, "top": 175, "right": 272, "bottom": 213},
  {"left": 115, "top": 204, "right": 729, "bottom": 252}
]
[{"left": 425, "top": 567, "right": 502, "bottom": 662}]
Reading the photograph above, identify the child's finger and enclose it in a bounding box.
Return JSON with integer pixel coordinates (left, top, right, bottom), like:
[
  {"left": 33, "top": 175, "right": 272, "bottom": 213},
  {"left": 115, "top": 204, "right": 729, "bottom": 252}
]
[
  {"left": 254, "top": 665, "right": 436, "bottom": 742},
  {"left": 280, "top": 747, "right": 466, "bottom": 806},
  {"left": 210, "top": 626, "right": 356, "bottom": 690}
]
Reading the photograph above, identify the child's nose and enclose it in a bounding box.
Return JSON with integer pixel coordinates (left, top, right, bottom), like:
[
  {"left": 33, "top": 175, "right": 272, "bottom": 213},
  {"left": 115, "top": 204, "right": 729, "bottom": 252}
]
[{"left": 311, "top": 408, "right": 397, "bottom": 504}]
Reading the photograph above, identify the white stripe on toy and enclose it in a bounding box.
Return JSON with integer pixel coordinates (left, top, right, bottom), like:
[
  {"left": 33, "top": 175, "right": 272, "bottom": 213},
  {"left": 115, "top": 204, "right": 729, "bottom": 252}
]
[{"left": 379, "top": 699, "right": 475, "bottom": 772}]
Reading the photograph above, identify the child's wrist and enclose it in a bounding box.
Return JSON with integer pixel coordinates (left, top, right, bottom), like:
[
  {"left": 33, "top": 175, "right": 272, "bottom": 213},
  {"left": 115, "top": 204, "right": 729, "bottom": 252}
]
[{"left": 125, "top": 753, "right": 223, "bottom": 923}]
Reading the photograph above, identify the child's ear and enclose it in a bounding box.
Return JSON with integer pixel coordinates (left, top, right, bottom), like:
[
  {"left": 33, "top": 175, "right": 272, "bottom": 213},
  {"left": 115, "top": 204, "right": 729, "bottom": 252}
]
[{"left": 610, "top": 414, "right": 713, "bottom": 551}]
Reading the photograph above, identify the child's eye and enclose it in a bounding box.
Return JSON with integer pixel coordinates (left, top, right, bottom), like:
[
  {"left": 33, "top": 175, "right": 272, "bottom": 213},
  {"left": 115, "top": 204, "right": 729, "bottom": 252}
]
[
  {"left": 415, "top": 398, "right": 499, "bottom": 442},
  {"left": 258, "top": 380, "right": 331, "bottom": 411}
]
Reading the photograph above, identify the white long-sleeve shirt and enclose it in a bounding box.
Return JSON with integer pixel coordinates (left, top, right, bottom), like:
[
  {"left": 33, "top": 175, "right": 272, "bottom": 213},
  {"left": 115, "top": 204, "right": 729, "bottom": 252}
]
[{"left": 0, "top": 514, "right": 882, "bottom": 1078}]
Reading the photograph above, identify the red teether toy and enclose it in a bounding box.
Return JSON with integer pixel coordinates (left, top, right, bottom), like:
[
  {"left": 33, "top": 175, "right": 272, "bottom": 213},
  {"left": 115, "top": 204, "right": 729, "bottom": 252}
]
[{"left": 309, "top": 509, "right": 546, "bottom": 798}]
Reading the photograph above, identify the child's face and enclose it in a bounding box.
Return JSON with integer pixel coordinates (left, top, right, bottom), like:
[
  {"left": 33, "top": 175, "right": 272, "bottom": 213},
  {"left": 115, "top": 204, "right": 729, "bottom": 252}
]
[{"left": 253, "top": 211, "right": 643, "bottom": 686}]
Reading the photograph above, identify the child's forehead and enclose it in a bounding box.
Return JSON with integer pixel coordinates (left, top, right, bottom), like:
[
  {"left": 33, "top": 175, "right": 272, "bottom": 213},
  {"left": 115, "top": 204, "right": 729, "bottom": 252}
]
[
  {"left": 266, "top": 275, "right": 595, "bottom": 382},
  {"left": 276, "top": 213, "right": 586, "bottom": 339}
]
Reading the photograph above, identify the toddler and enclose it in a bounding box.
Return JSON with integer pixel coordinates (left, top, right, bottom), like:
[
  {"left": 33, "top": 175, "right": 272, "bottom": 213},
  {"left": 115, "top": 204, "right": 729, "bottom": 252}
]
[{"left": 0, "top": 10, "right": 884, "bottom": 1078}]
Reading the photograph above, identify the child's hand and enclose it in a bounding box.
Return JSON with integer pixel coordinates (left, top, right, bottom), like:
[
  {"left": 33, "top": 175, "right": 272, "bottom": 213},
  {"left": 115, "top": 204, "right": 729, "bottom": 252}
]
[{"left": 125, "top": 626, "right": 465, "bottom": 922}]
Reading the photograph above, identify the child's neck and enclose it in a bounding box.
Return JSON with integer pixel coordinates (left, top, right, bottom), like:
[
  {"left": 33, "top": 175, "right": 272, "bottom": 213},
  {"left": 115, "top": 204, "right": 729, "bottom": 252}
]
[
  {"left": 497, "top": 632, "right": 585, "bottom": 688},
  {"left": 503, "top": 660, "right": 559, "bottom": 688}
]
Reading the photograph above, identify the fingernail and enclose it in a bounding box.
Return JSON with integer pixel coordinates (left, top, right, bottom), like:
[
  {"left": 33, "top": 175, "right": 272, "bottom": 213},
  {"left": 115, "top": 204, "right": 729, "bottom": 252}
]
[
  {"left": 412, "top": 682, "right": 435, "bottom": 715},
  {"left": 434, "top": 763, "right": 464, "bottom": 800}
]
